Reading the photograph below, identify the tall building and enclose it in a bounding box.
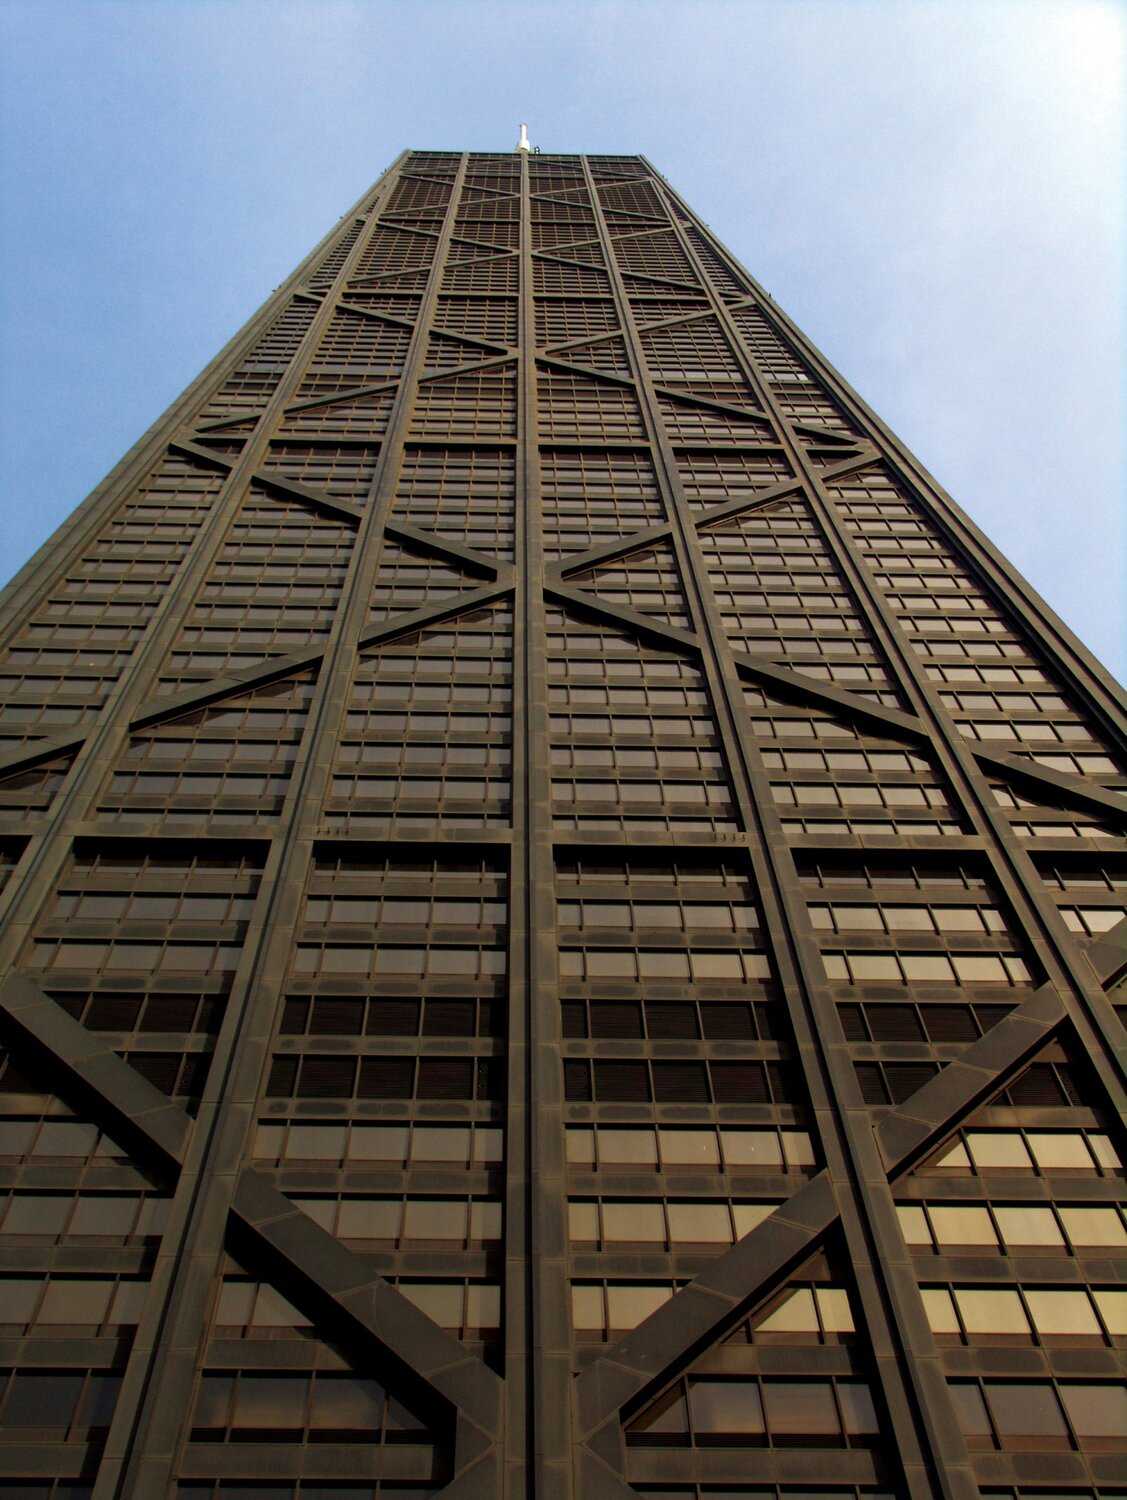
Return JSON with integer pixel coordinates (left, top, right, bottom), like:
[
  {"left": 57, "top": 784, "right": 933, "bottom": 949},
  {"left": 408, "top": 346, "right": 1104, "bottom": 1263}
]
[{"left": 0, "top": 146, "right": 1124, "bottom": 1500}]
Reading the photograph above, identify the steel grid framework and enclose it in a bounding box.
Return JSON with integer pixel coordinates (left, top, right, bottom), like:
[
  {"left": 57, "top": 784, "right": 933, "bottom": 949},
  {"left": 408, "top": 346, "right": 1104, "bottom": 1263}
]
[{"left": 0, "top": 149, "right": 1124, "bottom": 1500}]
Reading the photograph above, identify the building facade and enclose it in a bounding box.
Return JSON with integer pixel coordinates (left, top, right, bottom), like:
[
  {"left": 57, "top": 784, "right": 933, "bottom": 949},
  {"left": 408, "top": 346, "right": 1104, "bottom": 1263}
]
[{"left": 0, "top": 148, "right": 1124, "bottom": 1500}]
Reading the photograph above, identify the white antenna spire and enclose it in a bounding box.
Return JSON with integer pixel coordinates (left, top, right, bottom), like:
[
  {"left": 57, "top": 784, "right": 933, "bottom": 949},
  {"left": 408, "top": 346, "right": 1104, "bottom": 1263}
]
[{"left": 515, "top": 122, "right": 532, "bottom": 153}]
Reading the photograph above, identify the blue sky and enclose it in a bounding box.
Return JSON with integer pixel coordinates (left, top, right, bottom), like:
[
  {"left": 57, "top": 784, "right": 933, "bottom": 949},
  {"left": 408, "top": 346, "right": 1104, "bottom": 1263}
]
[{"left": 1, "top": 0, "right": 1124, "bottom": 677}]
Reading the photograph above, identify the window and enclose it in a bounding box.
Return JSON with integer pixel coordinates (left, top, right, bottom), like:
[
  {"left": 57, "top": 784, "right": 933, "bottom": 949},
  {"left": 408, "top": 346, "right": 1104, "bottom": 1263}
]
[
  {"left": 952, "top": 1289, "right": 1030, "bottom": 1338},
  {"left": 965, "top": 1133, "right": 1034, "bottom": 1171},
  {"left": 983, "top": 1382, "right": 1069, "bottom": 1450},
  {"left": 1024, "top": 1290, "right": 1101, "bottom": 1338},
  {"left": 1058, "top": 1207, "right": 1127, "bottom": 1247},
  {"left": 925, "top": 1206, "right": 998, "bottom": 1248},
  {"left": 629, "top": 1376, "right": 879, "bottom": 1446},
  {"left": 992, "top": 1206, "right": 1064, "bottom": 1249},
  {"left": 0, "top": 1369, "right": 122, "bottom": 1440},
  {"left": 1059, "top": 1383, "right": 1127, "bottom": 1446},
  {"left": 692, "top": 1379, "right": 766, "bottom": 1438},
  {"left": 189, "top": 1370, "right": 430, "bottom": 1443},
  {"left": 565, "top": 1281, "right": 681, "bottom": 1339}
]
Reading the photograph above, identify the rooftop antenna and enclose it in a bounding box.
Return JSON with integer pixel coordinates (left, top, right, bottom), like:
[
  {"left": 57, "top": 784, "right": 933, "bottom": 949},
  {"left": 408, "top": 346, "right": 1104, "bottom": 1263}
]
[{"left": 515, "top": 122, "right": 532, "bottom": 153}]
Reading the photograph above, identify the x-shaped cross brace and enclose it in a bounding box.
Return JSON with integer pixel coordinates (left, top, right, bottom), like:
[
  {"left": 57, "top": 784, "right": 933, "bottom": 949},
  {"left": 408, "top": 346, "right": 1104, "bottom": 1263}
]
[
  {"left": 571, "top": 921, "right": 1127, "bottom": 1496},
  {"left": 0, "top": 972, "right": 504, "bottom": 1497}
]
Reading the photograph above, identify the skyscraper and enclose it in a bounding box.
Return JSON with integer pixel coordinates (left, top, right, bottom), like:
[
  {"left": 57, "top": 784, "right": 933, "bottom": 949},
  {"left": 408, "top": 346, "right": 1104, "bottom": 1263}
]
[{"left": 0, "top": 145, "right": 1124, "bottom": 1500}]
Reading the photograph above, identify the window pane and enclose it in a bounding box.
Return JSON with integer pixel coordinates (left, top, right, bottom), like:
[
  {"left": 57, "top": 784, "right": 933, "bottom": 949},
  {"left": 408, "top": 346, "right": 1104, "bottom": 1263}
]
[
  {"left": 691, "top": 952, "right": 743, "bottom": 979},
  {"left": 984, "top": 1382, "right": 1067, "bottom": 1441},
  {"left": 571, "top": 1285, "right": 603, "bottom": 1331},
  {"left": 721, "top": 1130, "right": 781, "bottom": 1168},
  {"left": 640, "top": 951, "right": 691, "bottom": 979},
  {"left": 782, "top": 1131, "right": 816, "bottom": 1166},
  {"left": 348, "top": 1124, "right": 409, "bottom": 1162},
  {"left": 1027, "top": 1133, "right": 1093, "bottom": 1170},
  {"left": 404, "top": 1200, "right": 468, "bottom": 1241},
  {"left": 953, "top": 1289, "right": 1030, "bottom": 1336},
  {"left": 1059, "top": 1383, "right": 1127, "bottom": 1437},
  {"left": 835, "top": 906, "right": 884, "bottom": 931},
  {"left": 690, "top": 1379, "right": 765, "bottom": 1434},
  {"left": 603, "top": 1202, "right": 665, "bottom": 1243},
  {"left": 838, "top": 1381, "right": 879, "bottom": 1434},
  {"left": 293, "top": 1198, "right": 334, "bottom": 1232},
  {"left": 39, "top": 1279, "right": 114, "bottom": 1325},
  {"left": 1094, "top": 1290, "right": 1127, "bottom": 1335},
  {"left": 952, "top": 955, "right": 1006, "bottom": 982},
  {"left": 108, "top": 1280, "right": 149, "bottom": 1325},
  {"left": 585, "top": 903, "right": 629, "bottom": 927},
  {"left": 631, "top": 1385, "right": 688, "bottom": 1436},
  {"left": 233, "top": 1375, "right": 308, "bottom": 1429},
  {"left": 922, "top": 1288, "right": 959, "bottom": 1334},
  {"left": 253, "top": 1123, "right": 285, "bottom": 1158},
  {"left": 658, "top": 1129, "right": 718, "bottom": 1167},
  {"left": 885, "top": 907, "right": 935, "bottom": 931},
  {"left": 762, "top": 1380, "right": 839, "bottom": 1436},
  {"left": 566, "top": 1129, "right": 595, "bottom": 1165},
  {"left": 816, "top": 1287, "right": 855, "bottom": 1333},
  {"left": 949, "top": 1382, "right": 991, "bottom": 1439},
  {"left": 1059, "top": 1208, "right": 1127, "bottom": 1247},
  {"left": 896, "top": 1206, "right": 931, "bottom": 1245},
  {"left": 606, "top": 1284, "right": 671, "bottom": 1330},
  {"left": 848, "top": 954, "right": 901, "bottom": 981},
  {"left": 562, "top": 1194, "right": 599, "bottom": 1245},
  {"left": 70, "top": 1196, "right": 141, "bottom": 1237},
  {"left": 336, "top": 1199, "right": 400, "bottom": 1240},
  {"left": 216, "top": 1283, "right": 255, "bottom": 1325},
  {"left": 929, "top": 1207, "right": 997, "bottom": 1246},
  {"left": 252, "top": 1285, "right": 309, "bottom": 1328},
  {"left": 78, "top": 1373, "right": 121, "bottom": 1431},
  {"left": 667, "top": 1203, "right": 731, "bottom": 1244},
  {"left": 1025, "top": 1290, "right": 1100, "bottom": 1337},
  {"left": 732, "top": 1203, "right": 777, "bottom": 1238},
  {"left": 309, "top": 1376, "right": 384, "bottom": 1430},
  {"left": 758, "top": 1288, "right": 818, "bottom": 1333},
  {"left": 400, "top": 1283, "right": 462, "bottom": 1327},
  {"left": 930, "top": 1140, "right": 971, "bottom": 1170},
  {"left": 994, "top": 1206, "right": 1064, "bottom": 1248},
  {"left": 599, "top": 1129, "right": 658, "bottom": 1166},
  {"left": 193, "top": 1374, "right": 234, "bottom": 1428},
  {"left": 902, "top": 954, "right": 955, "bottom": 981},
  {"left": 2, "top": 1379, "right": 69, "bottom": 1442},
  {"left": 3, "top": 1196, "right": 71, "bottom": 1235},
  {"left": 470, "top": 1201, "right": 502, "bottom": 1242},
  {"left": 966, "top": 1133, "right": 1033, "bottom": 1170},
  {"left": 465, "top": 1284, "right": 501, "bottom": 1328},
  {"left": 34, "top": 1122, "right": 98, "bottom": 1156},
  {"left": 374, "top": 947, "right": 424, "bottom": 974},
  {"left": 0, "top": 1122, "right": 35, "bottom": 1156},
  {"left": 0, "top": 1280, "right": 39, "bottom": 1326},
  {"left": 586, "top": 951, "right": 636, "bottom": 977},
  {"left": 286, "top": 1124, "right": 346, "bottom": 1160},
  {"left": 411, "top": 1126, "right": 468, "bottom": 1162},
  {"left": 473, "top": 1127, "right": 503, "bottom": 1163},
  {"left": 1088, "top": 1133, "right": 1123, "bottom": 1169},
  {"left": 933, "top": 908, "right": 984, "bottom": 932}
]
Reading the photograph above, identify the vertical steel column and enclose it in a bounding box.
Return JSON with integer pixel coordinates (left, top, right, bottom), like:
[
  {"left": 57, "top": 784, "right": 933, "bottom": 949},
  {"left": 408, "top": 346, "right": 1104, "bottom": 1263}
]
[
  {"left": 581, "top": 157, "right": 974, "bottom": 1500},
  {"left": 503, "top": 147, "right": 534, "bottom": 1497},
  {"left": 515, "top": 150, "right": 576, "bottom": 1500}
]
